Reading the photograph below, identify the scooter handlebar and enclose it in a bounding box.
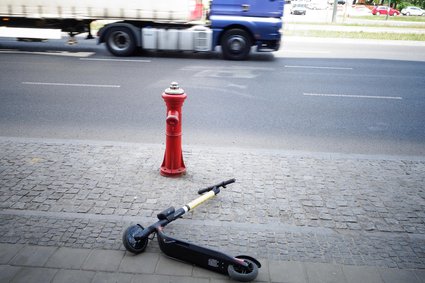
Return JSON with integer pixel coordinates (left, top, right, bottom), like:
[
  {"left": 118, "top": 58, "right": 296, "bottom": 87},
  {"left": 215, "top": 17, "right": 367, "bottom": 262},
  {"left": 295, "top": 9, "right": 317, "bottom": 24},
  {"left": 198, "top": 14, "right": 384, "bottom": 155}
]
[{"left": 198, "top": 178, "right": 236, "bottom": 195}]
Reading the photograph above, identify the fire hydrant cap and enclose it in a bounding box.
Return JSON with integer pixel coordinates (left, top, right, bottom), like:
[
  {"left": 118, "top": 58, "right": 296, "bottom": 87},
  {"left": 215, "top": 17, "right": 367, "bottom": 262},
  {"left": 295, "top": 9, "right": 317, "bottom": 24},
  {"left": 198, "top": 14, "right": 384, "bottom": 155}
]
[{"left": 165, "top": 82, "right": 185, "bottom": 95}]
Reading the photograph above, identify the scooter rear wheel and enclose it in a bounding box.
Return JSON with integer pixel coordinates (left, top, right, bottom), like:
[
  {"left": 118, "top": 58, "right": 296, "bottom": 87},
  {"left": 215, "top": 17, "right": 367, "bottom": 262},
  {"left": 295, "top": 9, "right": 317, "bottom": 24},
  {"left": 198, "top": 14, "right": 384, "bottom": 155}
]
[
  {"left": 122, "top": 225, "right": 149, "bottom": 254},
  {"left": 227, "top": 258, "right": 259, "bottom": 282}
]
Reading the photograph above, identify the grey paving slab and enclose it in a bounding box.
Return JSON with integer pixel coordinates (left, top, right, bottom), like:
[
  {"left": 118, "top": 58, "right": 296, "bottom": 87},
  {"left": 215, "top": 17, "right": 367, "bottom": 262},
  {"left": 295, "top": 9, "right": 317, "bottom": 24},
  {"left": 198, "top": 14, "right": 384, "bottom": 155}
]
[
  {"left": 10, "top": 267, "right": 57, "bottom": 283},
  {"left": 254, "top": 259, "right": 270, "bottom": 282},
  {"left": 269, "top": 260, "right": 307, "bottom": 283},
  {"left": 0, "top": 243, "right": 23, "bottom": 264},
  {"left": 154, "top": 254, "right": 193, "bottom": 276},
  {"left": 211, "top": 277, "right": 266, "bottom": 283},
  {"left": 119, "top": 252, "right": 159, "bottom": 273},
  {"left": 45, "top": 246, "right": 91, "bottom": 269},
  {"left": 9, "top": 245, "right": 57, "bottom": 267},
  {"left": 192, "top": 265, "right": 230, "bottom": 280},
  {"left": 92, "top": 272, "right": 134, "bottom": 283},
  {"left": 82, "top": 249, "right": 124, "bottom": 272},
  {"left": 305, "top": 262, "right": 347, "bottom": 283},
  {"left": 131, "top": 274, "right": 209, "bottom": 283},
  {"left": 194, "top": 260, "right": 269, "bottom": 282},
  {"left": 51, "top": 269, "right": 95, "bottom": 283},
  {"left": 342, "top": 265, "right": 383, "bottom": 283},
  {"left": 0, "top": 265, "right": 21, "bottom": 282},
  {"left": 378, "top": 268, "right": 422, "bottom": 283},
  {"left": 415, "top": 270, "right": 425, "bottom": 283},
  {"left": 210, "top": 278, "right": 244, "bottom": 283}
]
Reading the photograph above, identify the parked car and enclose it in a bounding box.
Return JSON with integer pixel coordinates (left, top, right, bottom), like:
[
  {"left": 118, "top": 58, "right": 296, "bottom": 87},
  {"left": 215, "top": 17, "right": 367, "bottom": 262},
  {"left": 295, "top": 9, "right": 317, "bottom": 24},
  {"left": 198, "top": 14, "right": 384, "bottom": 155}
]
[
  {"left": 348, "top": 5, "right": 373, "bottom": 16},
  {"left": 328, "top": 0, "right": 346, "bottom": 5},
  {"left": 401, "top": 6, "right": 425, "bottom": 16},
  {"left": 307, "top": 2, "right": 328, "bottom": 10},
  {"left": 290, "top": 3, "right": 307, "bottom": 15},
  {"left": 372, "top": 6, "right": 400, "bottom": 16}
]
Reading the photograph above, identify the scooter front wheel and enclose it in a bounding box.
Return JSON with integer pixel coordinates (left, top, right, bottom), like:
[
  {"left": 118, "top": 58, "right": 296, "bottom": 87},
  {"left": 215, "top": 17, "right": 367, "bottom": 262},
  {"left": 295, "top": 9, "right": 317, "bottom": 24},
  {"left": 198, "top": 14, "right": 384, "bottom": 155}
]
[
  {"left": 122, "top": 225, "right": 149, "bottom": 254},
  {"left": 228, "top": 258, "right": 259, "bottom": 282}
]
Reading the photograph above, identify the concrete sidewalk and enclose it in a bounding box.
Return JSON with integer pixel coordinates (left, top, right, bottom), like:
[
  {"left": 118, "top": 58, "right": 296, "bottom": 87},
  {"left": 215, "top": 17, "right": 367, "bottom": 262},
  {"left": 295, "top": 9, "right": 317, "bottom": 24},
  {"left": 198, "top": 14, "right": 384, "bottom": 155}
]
[
  {"left": 1, "top": 243, "right": 424, "bottom": 283},
  {"left": 0, "top": 137, "right": 424, "bottom": 282}
]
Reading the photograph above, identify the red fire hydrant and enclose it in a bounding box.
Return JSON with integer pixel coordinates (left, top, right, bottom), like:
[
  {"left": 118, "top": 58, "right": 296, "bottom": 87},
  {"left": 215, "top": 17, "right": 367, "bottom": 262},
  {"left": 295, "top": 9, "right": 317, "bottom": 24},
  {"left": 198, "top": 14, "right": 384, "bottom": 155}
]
[{"left": 160, "top": 82, "right": 187, "bottom": 177}]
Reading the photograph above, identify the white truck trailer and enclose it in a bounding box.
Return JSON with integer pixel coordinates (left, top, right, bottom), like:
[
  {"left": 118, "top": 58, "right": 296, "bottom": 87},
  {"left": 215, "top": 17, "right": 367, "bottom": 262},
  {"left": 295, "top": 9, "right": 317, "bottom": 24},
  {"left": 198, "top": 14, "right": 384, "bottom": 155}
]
[
  {"left": 0, "top": 0, "right": 202, "bottom": 39},
  {"left": 0, "top": 0, "right": 201, "bottom": 22}
]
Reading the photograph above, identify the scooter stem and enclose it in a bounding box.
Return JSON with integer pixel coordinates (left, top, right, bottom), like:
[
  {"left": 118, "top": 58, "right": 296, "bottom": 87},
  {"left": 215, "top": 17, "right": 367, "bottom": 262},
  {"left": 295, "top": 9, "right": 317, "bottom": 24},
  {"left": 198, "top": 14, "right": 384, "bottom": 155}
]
[{"left": 186, "top": 190, "right": 217, "bottom": 211}]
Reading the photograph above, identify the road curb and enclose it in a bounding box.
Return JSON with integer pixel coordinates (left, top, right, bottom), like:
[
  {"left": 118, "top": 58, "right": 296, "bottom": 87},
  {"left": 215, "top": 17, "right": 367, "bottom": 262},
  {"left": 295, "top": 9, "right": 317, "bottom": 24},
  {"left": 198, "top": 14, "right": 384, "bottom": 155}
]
[{"left": 282, "top": 35, "right": 425, "bottom": 46}]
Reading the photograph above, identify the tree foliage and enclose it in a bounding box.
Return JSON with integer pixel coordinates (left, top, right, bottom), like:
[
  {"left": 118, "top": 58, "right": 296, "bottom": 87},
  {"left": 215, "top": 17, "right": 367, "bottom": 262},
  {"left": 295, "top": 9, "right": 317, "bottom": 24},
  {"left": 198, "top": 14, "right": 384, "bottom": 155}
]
[
  {"left": 403, "top": 0, "right": 425, "bottom": 7},
  {"left": 374, "top": 0, "right": 424, "bottom": 8}
]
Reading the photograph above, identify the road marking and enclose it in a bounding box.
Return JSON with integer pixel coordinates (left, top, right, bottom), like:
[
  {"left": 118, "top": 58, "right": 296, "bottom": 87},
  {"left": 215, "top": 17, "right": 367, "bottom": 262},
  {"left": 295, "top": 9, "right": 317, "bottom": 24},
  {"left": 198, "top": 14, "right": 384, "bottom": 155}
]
[
  {"left": 303, "top": 93, "right": 402, "bottom": 100},
  {"left": 194, "top": 69, "right": 258, "bottom": 78},
  {"left": 285, "top": 65, "right": 353, "bottom": 70},
  {"left": 0, "top": 27, "right": 61, "bottom": 39},
  {"left": 0, "top": 50, "right": 94, "bottom": 57},
  {"left": 284, "top": 50, "right": 331, "bottom": 54},
  {"left": 22, "top": 82, "right": 120, "bottom": 88},
  {"left": 80, "top": 58, "right": 151, "bottom": 63},
  {"left": 182, "top": 66, "right": 273, "bottom": 79},
  {"left": 226, "top": 83, "right": 247, "bottom": 89}
]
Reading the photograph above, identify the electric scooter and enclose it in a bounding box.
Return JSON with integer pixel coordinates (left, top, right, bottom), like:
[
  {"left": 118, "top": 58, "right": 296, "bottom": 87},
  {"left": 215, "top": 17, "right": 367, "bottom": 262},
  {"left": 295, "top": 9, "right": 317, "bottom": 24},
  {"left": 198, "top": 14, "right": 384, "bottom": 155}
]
[{"left": 122, "top": 179, "right": 261, "bottom": 282}]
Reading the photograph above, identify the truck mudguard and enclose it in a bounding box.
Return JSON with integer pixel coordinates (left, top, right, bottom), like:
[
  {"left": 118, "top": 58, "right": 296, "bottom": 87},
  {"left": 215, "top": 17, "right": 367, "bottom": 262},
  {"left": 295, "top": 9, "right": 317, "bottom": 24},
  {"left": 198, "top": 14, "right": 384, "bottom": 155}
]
[{"left": 210, "top": 15, "right": 282, "bottom": 50}]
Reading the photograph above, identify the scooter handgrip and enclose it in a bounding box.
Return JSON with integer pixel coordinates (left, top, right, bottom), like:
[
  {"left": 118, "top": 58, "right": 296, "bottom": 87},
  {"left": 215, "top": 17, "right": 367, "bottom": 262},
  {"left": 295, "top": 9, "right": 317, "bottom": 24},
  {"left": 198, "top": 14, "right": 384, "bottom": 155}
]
[
  {"left": 222, "top": 178, "right": 236, "bottom": 187},
  {"left": 198, "top": 179, "right": 236, "bottom": 194},
  {"left": 198, "top": 186, "right": 212, "bottom": 195}
]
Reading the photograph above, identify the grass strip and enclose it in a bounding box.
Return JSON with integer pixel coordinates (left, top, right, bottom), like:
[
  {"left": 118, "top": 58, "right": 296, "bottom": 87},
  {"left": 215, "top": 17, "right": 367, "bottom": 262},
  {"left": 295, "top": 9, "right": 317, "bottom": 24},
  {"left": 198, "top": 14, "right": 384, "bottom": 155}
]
[
  {"left": 286, "top": 21, "right": 425, "bottom": 29},
  {"left": 353, "top": 15, "right": 425, "bottom": 22},
  {"left": 284, "top": 29, "right": 425, "bottom": 40}
]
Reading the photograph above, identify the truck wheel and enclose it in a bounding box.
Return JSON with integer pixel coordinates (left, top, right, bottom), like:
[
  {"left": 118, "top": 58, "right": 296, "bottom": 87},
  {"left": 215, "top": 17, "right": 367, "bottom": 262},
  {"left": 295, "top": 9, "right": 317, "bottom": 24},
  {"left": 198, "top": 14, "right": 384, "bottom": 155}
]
[
  {"left": 105, "top": 27, "right": 136, "bottom": 56},
  {"left": 221, "top": 29, "right": 252, "bottom": 60}
]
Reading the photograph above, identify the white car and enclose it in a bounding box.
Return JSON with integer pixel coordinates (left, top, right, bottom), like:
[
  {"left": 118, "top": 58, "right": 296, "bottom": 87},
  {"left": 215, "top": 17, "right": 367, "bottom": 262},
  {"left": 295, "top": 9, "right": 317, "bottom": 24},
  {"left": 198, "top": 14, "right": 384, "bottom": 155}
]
[
  {"left": 348, "top": 6, "right": 373, "bottom": 16},
  {"left": 401, "top": 6, "right": 425, "bottom": 16},
  {"left": 307, "top": 2, "right": 328, "bottom": 10},
  {"left": 290, "top": 3, "right": 307, "bottom": 15}
]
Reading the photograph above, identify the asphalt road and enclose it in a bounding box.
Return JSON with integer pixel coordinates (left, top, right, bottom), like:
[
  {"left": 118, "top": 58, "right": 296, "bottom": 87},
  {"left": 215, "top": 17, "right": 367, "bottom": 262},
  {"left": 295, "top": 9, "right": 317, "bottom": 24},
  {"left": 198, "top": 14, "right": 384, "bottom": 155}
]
[{"left": 0, "top": 36, "right": 424, "bottom": 156}]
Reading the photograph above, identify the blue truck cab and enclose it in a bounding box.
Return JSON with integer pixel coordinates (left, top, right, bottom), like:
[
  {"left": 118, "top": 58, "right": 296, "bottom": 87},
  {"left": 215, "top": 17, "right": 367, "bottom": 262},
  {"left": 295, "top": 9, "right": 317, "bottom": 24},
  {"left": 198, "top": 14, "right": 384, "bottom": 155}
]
[{"left": 210, "top": 0, "right": 284, "bottom": 59}]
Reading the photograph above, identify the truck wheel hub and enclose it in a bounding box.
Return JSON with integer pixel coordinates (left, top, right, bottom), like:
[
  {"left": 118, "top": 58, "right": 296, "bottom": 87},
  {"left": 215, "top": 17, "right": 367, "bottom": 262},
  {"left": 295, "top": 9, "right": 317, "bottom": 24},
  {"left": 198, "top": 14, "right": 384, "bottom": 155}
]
[
  {"left": 112, "top": 32, "right": 130, "bottom": 48},
  {"left": 228, "top": 37, "right": 246, "bottom": 53}
]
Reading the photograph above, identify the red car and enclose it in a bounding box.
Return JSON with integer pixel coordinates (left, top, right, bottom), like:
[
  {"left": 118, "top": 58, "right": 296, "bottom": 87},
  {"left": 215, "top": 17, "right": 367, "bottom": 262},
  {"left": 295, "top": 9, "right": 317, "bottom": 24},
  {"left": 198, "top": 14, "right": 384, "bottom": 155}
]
[{"left": 372, "top": 6, "right": 400, "bottom": 16}]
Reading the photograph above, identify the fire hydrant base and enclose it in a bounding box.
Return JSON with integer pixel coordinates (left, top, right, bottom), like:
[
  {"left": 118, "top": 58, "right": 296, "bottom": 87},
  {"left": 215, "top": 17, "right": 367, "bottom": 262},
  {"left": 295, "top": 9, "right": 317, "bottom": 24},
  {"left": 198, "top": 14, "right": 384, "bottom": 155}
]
[{"left": 160, "top": 166, "right": 186, "bottom": 177}]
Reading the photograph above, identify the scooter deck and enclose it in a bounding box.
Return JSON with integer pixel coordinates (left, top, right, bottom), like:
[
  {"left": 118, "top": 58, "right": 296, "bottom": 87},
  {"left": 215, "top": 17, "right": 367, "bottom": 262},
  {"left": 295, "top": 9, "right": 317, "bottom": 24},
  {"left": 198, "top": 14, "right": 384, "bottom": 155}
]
[{"left": 157, "top": 230, "right": 243, "bottom": 275}]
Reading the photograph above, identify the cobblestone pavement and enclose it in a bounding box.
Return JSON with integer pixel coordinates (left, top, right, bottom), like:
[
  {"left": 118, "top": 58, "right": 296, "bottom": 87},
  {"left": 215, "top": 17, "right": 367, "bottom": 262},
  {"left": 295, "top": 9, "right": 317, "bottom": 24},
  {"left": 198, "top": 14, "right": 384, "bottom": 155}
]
[{"left": 1, "top": 137, "right": 424, "bottom": 274}]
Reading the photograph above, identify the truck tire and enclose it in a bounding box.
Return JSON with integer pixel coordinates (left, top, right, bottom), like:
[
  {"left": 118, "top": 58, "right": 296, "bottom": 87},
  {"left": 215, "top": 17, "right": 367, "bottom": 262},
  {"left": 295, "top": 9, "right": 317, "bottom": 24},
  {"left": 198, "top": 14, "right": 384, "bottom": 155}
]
[
  {"left": 105, "top": 27, "right": 136, "bottom": 56},
  {"left": 221, "top": 29, "right": 252, "bottom": 60}
]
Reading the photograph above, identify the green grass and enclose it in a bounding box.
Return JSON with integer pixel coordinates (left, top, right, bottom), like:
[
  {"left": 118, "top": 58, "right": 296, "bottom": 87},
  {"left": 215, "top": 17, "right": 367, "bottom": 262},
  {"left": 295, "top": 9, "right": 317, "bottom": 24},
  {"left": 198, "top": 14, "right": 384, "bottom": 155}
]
[
  {"left": 288, "top": 21, "right": 425, "bottom": 28},
  {"left": 353, "top": 15, "right": 425, "bottom": 22},
  {"left": 284, "top": 29, "right": 425, "bottom": 40}
]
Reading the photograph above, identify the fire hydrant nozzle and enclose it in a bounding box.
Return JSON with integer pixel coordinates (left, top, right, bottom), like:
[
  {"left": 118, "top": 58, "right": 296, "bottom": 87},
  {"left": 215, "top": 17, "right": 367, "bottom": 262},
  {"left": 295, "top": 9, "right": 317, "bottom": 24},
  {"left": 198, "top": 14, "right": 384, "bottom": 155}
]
[
  {"left": 166, "top": 110, "right": 179, "bottom": 126},
  {"left": 160, "top": 82, "right": 187, "bottom": 177},
  {"left": 165, "top": 82, "right": 185, "bottom": 95}
]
